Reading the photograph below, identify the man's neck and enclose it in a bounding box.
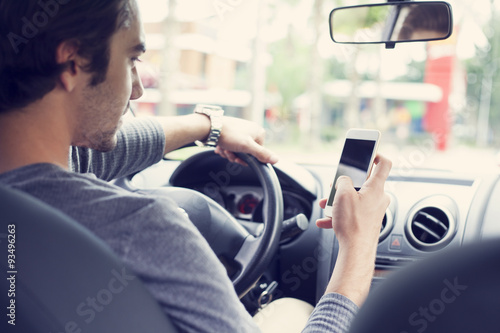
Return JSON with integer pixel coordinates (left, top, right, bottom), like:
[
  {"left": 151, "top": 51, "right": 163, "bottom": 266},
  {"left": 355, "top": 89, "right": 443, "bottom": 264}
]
[{"left": 0, "top": 103, "right": 72, "bottom": 174}]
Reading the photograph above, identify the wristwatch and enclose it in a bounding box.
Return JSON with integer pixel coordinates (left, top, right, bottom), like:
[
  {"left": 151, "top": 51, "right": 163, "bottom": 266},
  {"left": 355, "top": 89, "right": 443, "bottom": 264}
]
[{"left": 194, "top": 104, "right": 224, "bottom": 147}]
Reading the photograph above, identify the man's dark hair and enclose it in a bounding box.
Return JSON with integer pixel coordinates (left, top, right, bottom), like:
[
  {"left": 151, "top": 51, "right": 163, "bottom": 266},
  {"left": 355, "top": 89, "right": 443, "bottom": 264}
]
[
  {"left": 398, "top": 3, "right": 451, "bottom": 41},
  {"left": 0, "top": 0, "right": 133, "bottom": 113}
]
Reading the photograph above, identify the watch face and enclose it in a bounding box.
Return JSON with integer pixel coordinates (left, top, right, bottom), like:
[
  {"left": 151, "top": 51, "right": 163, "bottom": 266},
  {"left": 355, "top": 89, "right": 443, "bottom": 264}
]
[
  {"left": 194, "top": 104, "right": 224, "bottom": 116},
  {"left": 194, "top": 104, "right": 223, "bottom": 147}
]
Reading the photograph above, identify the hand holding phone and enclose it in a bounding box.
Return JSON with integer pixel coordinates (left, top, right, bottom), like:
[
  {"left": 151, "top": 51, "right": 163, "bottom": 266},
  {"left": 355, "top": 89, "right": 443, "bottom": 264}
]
[{"left": 325, "top": 129, "right": 380, "bottom": 217}]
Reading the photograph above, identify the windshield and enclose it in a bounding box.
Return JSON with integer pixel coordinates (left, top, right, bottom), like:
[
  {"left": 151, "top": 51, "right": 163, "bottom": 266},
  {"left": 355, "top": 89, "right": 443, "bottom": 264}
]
[{"left": 131, "top": 0, "right": 500, "bottom": 174}]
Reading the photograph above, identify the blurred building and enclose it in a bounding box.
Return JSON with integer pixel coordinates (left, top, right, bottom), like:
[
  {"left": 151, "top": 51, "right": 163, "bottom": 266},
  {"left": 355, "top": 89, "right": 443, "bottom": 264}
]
[{"left": 131, "top": 0, "right": 271, "bottom": 119}]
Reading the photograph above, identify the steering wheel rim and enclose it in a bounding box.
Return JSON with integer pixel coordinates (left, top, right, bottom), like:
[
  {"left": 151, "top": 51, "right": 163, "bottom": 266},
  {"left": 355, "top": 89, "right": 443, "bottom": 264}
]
[{"left": 167, "top": 150, "right": 284, "bottom": 297}]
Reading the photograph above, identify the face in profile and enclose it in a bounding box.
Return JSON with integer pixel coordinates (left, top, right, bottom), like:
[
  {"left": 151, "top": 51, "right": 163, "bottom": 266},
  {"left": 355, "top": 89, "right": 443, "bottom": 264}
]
[{"left": 72, "top": 0, "right": 145, "bottom": 152}]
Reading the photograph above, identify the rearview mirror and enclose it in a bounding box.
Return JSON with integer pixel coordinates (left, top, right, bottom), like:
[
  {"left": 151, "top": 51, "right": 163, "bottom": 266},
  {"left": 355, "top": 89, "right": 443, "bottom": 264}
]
[{"left": 329, "top": 1, "right": 453, "bottom": 48}]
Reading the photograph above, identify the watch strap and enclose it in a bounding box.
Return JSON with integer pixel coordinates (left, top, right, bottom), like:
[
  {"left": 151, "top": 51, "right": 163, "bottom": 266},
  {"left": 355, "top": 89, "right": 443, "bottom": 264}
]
[{"left": 194, "top": 104, "right": 224, "bottom": 147}]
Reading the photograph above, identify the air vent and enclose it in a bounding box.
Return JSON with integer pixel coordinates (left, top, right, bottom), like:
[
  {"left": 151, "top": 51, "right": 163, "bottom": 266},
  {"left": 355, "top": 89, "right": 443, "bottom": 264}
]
[
  {"left": 379, "top": 208, "right": 394, "bottom": 242},
  {"left": 405, "top": 196, "right": 457, "bottom": 251}
]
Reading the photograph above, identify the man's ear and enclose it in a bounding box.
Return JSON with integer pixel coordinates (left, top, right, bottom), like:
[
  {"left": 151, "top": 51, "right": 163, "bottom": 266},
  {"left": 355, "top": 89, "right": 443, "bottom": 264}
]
[{"left": 56, "top": 40, "right": 82, "bottom": 92}]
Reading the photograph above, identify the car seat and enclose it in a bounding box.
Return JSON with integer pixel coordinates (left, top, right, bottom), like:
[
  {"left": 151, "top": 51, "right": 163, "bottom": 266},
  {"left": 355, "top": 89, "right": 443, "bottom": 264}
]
[
  {"left": 0, "top": 183, "right": 178, "bottom": 332},
  {"left": 349, "top": 236, "right": 500, "bottom": 333}
]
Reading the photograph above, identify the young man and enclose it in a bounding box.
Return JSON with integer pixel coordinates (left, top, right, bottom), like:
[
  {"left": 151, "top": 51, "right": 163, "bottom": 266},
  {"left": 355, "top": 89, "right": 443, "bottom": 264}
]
[{"left": 0, "top": 1, "right": 391, "bottom": 332}]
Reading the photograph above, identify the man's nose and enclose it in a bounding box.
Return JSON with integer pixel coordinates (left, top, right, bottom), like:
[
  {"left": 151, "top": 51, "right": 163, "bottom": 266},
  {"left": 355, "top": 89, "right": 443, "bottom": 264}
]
[{"left": 130, "top": 67, "right": 144, "bottom": 100}]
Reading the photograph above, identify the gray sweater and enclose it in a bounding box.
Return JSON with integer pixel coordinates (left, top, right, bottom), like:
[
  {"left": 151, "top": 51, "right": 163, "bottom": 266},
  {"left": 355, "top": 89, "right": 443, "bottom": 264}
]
[{"left": 0, "top": 118, "right": 357, "bottom": 332}]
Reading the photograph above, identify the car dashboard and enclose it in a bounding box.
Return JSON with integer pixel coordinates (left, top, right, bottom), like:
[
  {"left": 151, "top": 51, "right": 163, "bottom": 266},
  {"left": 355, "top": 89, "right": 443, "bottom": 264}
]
[{"left": 123, "top": 151, "right": 500, "bottom": 308}]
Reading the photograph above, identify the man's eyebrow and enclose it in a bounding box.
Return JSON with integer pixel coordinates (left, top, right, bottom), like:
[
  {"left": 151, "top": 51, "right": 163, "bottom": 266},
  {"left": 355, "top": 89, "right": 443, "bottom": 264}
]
[{"left": 130, "top": 42, "right": 146, "bottom": 53}]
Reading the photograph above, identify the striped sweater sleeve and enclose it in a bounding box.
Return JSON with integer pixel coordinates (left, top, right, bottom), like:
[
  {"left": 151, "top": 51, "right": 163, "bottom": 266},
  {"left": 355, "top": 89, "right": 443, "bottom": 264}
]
[{"left": 302, "top": 293, "right": 358, "bottom": 333}]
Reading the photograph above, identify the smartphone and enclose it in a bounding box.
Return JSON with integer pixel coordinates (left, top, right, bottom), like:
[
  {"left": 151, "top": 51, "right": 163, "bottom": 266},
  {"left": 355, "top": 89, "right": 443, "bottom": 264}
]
[{"left": 325, "top": 129, "right": 380, "bottom": 217}]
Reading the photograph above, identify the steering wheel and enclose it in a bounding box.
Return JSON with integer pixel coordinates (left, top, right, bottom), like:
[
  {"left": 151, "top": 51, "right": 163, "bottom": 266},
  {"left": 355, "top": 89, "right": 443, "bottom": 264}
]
[{"left": 142, "top": 150, "right": 283, "bottom": 297}]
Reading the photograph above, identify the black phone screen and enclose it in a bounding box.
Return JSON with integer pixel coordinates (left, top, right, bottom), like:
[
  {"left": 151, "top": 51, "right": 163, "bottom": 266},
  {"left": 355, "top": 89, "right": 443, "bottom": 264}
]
[{"left": 327, "top": 139, "right": 376, "bottom": 206}]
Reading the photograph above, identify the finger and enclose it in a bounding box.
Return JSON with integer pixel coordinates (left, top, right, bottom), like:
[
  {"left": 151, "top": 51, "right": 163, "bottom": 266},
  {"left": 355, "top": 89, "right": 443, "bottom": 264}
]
[
  {"left": 233, "top": 156, "right": 248, "bottom": 167},
  {"left": 214, "top": 147, "right": 228, "bottom": 160},
  {"left": 318, "top": 197, "right": 328, "bottom": 209},
  {"left": 220, "top": 149, "right": 249, "bottom": 166},
  {"left": 316, "top": 217, "right": 333, "bottom": 229},
  {"left": 214, "top": 146, "right": 221, "bottom": 154},
  {"left": 244, "top": 140, "right": 279, "bottom": 164},
  {"left": 215, "top": 148, "right": 237, "bottom": 165},
  {"left": 362, "top": 154, "right": 392, "bottom": 190},
  {"left": 223, "top": 150, "right": 238, "bottom": 163},
  {"left": 335, "top": 175, "right": 355, "bottom": 193}
]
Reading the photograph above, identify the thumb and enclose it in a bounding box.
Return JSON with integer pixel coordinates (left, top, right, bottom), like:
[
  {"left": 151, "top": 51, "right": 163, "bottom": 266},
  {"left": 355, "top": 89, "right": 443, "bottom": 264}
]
[{"left": 335, "top": 175, "right": 355, "bottom": 193}]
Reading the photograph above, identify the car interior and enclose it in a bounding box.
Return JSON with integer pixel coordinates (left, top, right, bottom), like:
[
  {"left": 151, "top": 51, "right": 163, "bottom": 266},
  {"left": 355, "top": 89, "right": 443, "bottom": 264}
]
[{"left": 2, "top": 0, "right": 500, "bottom": 332}]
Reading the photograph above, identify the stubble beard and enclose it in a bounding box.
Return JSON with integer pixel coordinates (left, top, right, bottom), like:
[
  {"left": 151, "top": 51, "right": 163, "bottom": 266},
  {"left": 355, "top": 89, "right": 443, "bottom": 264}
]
[{"left": 74, "top": 82, "right": 124, "bottom": 152}]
